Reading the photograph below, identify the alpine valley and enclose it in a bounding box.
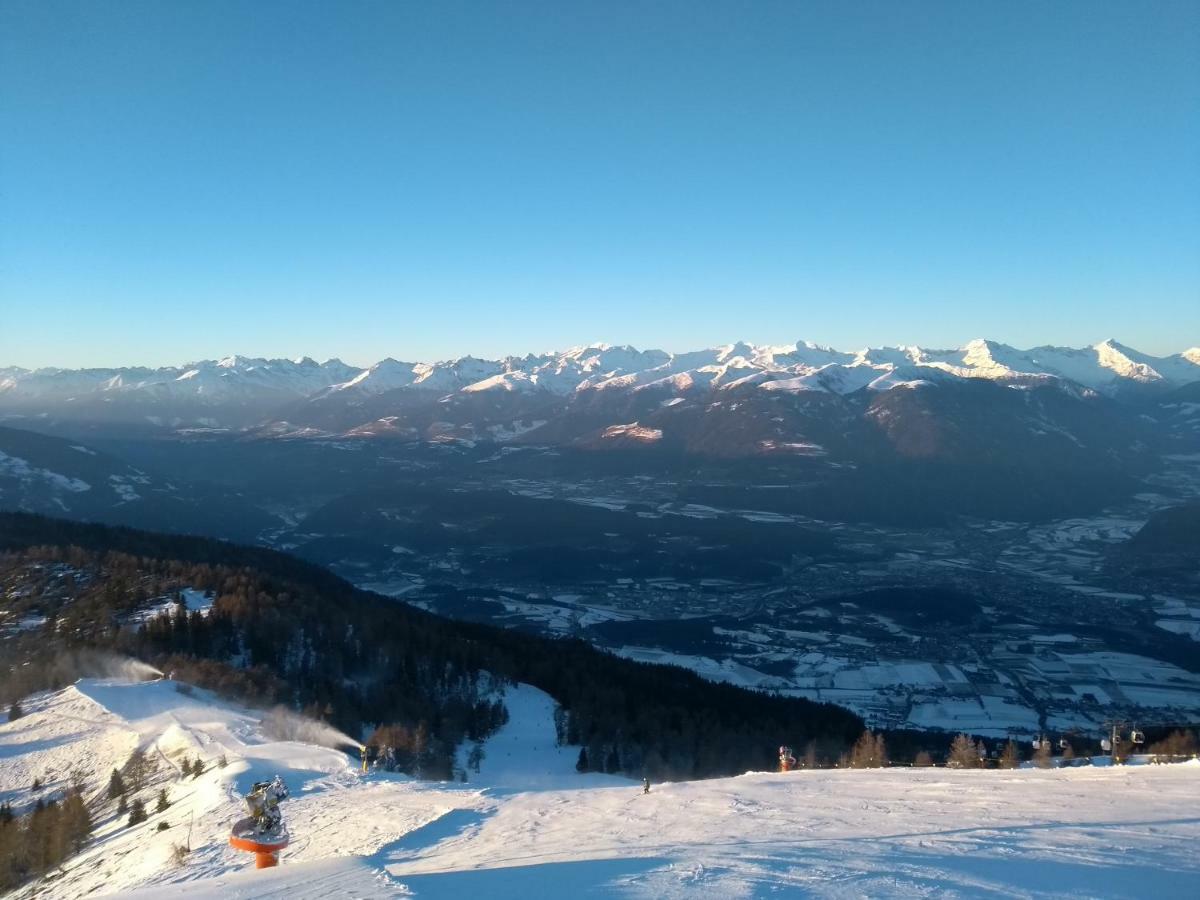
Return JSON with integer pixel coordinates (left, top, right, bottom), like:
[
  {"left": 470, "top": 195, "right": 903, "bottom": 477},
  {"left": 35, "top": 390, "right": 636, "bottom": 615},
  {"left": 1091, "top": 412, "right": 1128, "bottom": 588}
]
[{"left": 2, "top": 337, "right": 1199, "bottom": 741}]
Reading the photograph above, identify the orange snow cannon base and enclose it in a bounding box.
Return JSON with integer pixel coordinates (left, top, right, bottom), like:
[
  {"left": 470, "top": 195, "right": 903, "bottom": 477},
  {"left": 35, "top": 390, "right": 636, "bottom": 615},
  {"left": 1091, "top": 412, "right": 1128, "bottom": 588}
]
[
  {"left": 778, "top": 745, "right": 797, "bottom": 773},
  {"left": 229, "top": 818, "right": 289, "bottom": 868}
]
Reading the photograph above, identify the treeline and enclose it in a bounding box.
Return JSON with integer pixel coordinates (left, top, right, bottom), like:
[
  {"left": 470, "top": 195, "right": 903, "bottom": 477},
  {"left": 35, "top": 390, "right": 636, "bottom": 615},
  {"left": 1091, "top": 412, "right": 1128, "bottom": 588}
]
[
  {"left": 809, "top": 728, "right": 1200, "bottom": 771},
  {"left": 0, "top": 735, "right": 203, "bottom": 894},
  {"left": 0, "top": 790, "right": 93, "bottom": 892},
  {"left": 470, "top": 628, "right": 862, "bottom": 777},
  {"left": 0, "top": 513, "right": 864, "bottom": 780}
]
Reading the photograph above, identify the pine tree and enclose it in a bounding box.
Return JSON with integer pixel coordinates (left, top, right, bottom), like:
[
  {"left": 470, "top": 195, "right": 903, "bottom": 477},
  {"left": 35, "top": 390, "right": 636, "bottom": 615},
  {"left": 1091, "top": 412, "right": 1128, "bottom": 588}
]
[
  {"left": 60, "top": 789, "right": 93, "bottom": 852},
  {"left": 412, "top": 723, "right": 429, "bottom": 779},
  {"left": 874, "top": 734, "right": 889, "bottom": 768},
  {"left": 126, "top": 748, "right": 150, "bottom": 791},
  {"left": 605, "top": 746, "right": 620, "bottom": 774},
  {"left": 849, "top": 730, "right": 869, "bottom": 768},
  {"left": 1032, "top": 740, "right": 1053, "bottom": 769},
  {"left": 913, "top": 750, "right": 934, "bottom": 767},
  {"left": 575, "top": 747, "right": 589, "bottom": 773},
  {"left": 565, "top": 710, "right": 580, "bottom": 746},
  {"left": 587, "top": 738, "right": 606, "bottom": 776},
  {"left": 6, "top": 701, "right": 22, "bottom": 722},
  {"left": 999, "top": 740, "right": 1020, "bottom": 769},
  {"left": 26, "top": 797, "right": 60, "bottom": 873},
  {"left": 802, "top": 741, "right": 818, "bottom": 769},
  {"left": 127, "top": 798, "right": 148, "bottom": 826},
  {"left": 117, "top": 793, "right": 129, "bottom": 816},
  {"left": 107, "top": 769, "right": 126, "bottom": 800},
  {"left": 156, "top": 789, "right": 170, "bottom": 813},
  {"left": 947, "top": 733, "right": 981, "bottom": 769},
  {"left": 553, "top": 705, "right": 567, "bottom": 746},
  {"left": 191, "top": 758, "right": 205, "bottom": 778},
  {"left": 467, "top": 742, "right": 485, "bottom": 773},
  {"left": 849, "top": 734, "right": 888, "bottom": 768},
  {"left": 179, "top": 758, "right": 192, "bottom": 778},
  {"left": 1147, "top": 729, "right": 1199, "bottom": 759}
]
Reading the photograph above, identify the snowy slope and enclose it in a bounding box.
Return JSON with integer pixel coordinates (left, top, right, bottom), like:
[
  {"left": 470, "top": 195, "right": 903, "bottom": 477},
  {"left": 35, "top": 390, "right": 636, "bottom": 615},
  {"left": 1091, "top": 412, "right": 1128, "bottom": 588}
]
[
  {"left": 322, "top": 358, "right": 421, "bottom": 395},
  {"left": 0, "top": 678, "right": 475, "bottom": 899},
  {"left": 3, "top": 678, "right": 1199, "bottom": 899}
]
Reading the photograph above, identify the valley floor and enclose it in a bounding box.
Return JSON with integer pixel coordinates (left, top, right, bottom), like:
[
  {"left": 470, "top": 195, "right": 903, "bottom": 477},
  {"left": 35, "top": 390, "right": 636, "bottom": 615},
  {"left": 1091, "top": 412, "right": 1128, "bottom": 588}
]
[{"left": 1, "top": 680, "right": 1197, "bottom": 899}]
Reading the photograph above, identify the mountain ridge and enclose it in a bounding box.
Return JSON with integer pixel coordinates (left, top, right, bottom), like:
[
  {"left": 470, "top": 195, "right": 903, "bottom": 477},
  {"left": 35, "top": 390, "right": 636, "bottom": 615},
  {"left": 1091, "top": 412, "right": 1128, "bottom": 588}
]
[
  {"left": 4, "top": 337, "right": 1198, "bottom": 402},
  {"left": 2, "top": 338, "right": 1196, "bottom": 448}
]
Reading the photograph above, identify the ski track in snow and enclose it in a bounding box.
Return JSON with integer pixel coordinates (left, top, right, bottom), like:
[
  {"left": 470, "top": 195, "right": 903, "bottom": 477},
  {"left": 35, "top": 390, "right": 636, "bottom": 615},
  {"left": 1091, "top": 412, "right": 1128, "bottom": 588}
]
[{"left": 1, "top": 680, "right": 1197, "bottom": 899}]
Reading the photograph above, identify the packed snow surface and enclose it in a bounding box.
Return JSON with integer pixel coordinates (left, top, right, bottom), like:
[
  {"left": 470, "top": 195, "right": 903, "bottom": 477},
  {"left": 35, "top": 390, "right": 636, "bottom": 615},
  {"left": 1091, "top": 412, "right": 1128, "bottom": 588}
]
[{"left": 2, "top": 679, "right": 1198, "bottom": 899}]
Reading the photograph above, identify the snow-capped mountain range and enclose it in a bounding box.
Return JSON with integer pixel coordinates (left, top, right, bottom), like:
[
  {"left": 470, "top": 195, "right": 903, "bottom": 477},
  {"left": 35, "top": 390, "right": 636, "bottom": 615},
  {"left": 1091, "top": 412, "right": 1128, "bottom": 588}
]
[
  {"left": 4, "top": 338, "right": 1197, "bottom": 403},
  {"left": 1, "top": 339, "right": 1196, "bottom": 442},
  {"left": 0, "top": 355, "right": 360, "bottom": 407}
]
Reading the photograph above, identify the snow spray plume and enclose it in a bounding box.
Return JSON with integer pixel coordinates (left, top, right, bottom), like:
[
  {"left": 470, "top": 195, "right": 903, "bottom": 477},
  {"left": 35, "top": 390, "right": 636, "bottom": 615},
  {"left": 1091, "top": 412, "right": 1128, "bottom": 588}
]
[
  {"left": 99, "top": 655, "right": 163, "bottom": 681},
  {"left": 53, "top": 649, "right": 163, "bottom": 683},
  {"left": 262, "top": 706, "right": 360, "bottom": 752}
]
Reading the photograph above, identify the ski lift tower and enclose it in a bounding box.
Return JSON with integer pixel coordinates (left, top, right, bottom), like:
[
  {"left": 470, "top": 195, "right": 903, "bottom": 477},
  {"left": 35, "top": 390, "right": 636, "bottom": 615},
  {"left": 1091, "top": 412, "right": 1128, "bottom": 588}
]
[
  {"left": 1101, "top": 721, "right": 1143, "bottom": 764},
  {"left": 1101, "top": 721, "right": 1122, "bottom": 763}
]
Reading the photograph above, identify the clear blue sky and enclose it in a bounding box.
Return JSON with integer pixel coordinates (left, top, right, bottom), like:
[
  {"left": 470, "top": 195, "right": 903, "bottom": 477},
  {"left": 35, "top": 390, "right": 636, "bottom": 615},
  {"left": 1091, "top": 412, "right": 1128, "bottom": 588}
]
[{"left": 2, "top": 0, "right": 1197, "bottom": 368}]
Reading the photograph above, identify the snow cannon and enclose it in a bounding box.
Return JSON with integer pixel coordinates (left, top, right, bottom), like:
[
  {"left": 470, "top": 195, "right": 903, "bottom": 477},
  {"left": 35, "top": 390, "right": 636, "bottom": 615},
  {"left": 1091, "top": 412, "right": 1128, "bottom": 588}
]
[
  {"left": 229, "top": 824, "right": 288, "bottom": 868},
  {"left": 229, "top": 776, "right": 289, "bottom": 869},
  {"left": 779, "top": 745, "right": 797, "bottom": 773}
]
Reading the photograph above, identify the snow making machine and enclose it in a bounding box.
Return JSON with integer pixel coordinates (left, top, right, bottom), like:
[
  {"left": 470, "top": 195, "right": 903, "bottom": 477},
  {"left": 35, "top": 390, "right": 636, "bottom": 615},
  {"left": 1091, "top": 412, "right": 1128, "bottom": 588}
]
[
  {"left": 779, "top": 745, "right": 797, "bottom": 772},
  {"left": 229, "top": 776, "right": 290, "bottom": 868}
]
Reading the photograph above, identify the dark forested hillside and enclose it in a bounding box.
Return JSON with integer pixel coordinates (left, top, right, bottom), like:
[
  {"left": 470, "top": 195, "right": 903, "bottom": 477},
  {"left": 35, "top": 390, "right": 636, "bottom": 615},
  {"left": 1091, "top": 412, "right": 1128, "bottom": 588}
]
[
  {"left": 0, "top": 513, "right": 863, "bottom": 780},
  {"left": 1125, "top": 501, "right": 1200, "bottom": 557}
]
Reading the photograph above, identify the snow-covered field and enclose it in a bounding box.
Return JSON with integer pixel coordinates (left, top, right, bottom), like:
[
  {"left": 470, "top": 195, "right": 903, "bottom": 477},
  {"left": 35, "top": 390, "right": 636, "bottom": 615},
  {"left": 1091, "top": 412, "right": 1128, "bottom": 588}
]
[{"left": 2, "top": 679, "right": 1198, "bottom": 899}]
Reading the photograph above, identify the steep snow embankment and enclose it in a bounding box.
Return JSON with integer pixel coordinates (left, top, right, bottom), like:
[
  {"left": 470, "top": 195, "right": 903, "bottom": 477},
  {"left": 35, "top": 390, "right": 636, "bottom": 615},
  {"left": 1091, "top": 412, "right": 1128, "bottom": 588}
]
[
  {"left": 0, "top": 679, "right": 476, "bottom": 899},
  {"left": 3, "top": 680, "right": 1199, "bottom": 899}
]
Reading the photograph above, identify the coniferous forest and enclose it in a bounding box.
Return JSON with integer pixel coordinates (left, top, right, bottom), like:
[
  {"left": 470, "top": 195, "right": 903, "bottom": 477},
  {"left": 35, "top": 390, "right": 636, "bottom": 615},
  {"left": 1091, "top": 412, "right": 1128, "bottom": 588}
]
[
  {"left": 0, "top": 788, "right": 93, "bottom": 892},
  {"left": 0, "top": 513, "right": 864, "bottom": 781}
]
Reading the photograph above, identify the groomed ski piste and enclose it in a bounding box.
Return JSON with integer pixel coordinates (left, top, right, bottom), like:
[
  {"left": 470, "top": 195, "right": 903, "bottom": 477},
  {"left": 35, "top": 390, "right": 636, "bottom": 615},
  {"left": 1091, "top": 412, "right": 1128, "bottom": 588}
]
[{"left": 2, "top": 678, "right": 1198, "bottom": 899}]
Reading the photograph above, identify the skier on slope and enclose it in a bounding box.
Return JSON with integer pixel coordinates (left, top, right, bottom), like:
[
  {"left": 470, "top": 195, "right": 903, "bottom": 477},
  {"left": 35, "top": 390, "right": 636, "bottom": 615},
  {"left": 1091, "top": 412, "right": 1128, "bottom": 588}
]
[{"left": 643, "top": 776, "right": 650, "bottom": 794}]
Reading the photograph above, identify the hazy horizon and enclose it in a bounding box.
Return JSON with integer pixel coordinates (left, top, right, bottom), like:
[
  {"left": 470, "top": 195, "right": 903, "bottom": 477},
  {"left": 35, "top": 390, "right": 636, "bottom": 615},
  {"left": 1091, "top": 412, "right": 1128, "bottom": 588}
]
[{"left": 4, "top": 332, "right": 1199, "bottom": 373}]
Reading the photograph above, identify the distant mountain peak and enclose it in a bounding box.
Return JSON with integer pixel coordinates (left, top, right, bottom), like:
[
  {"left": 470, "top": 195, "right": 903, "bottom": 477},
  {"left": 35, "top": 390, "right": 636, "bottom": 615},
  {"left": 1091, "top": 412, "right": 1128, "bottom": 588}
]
[{"left": 2, "top": 339, "right": 1196, "bottom": 435}]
